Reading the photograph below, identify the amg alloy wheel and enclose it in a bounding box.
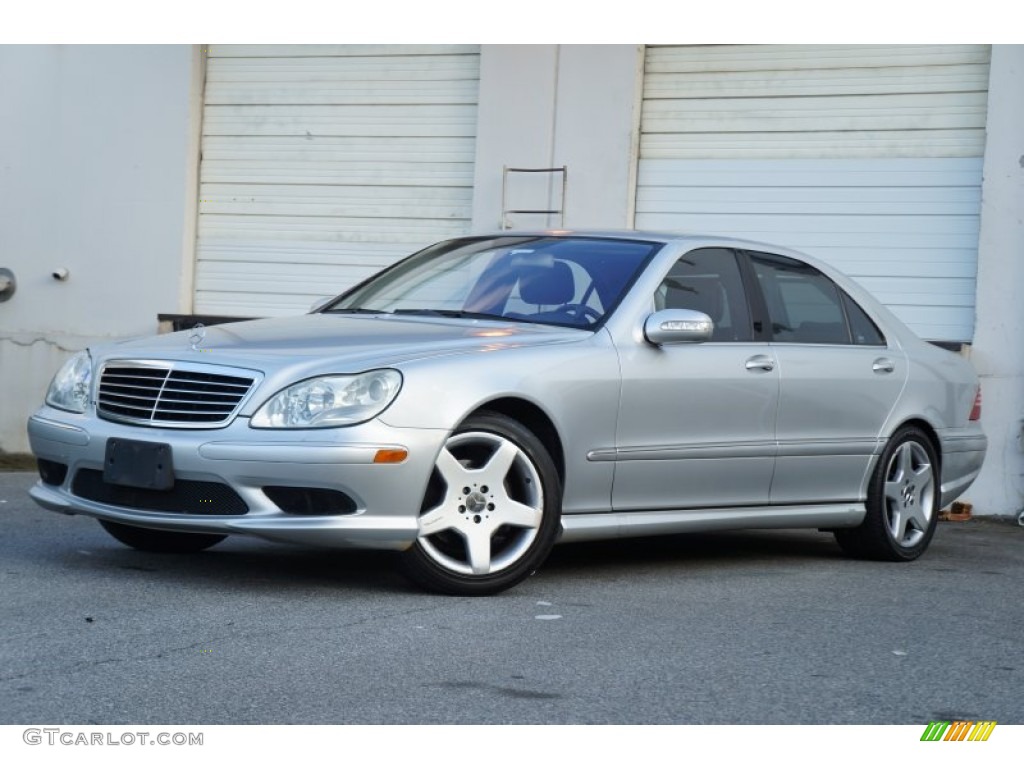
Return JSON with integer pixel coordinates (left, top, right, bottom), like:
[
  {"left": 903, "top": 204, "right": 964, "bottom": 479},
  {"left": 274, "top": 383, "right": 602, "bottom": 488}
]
[
  {"left": 834, "top": 425, "right": 939, "bottom": 561},
  {"left": 400, "top": 412, "right": 561, "bottom": 595}
]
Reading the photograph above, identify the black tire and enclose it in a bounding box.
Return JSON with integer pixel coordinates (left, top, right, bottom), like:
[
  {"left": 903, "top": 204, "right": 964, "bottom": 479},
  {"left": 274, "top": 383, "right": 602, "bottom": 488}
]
[
  {"left": 99, "top": 519, "right": 227, "bottom": 553},
  {"left": 834, "top": 425, "right": 939, "bottom": 561},
  {"left": 400, "top": 411, "right": 562, "bottom": 596}
]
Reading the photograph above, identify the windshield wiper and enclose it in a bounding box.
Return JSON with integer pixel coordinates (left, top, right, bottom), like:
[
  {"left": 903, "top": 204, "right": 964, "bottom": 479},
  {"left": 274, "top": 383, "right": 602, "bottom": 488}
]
[
  {"left": 323, "top": 307, "right": 390, "bottom": 314},
  {"left": 392, "top": 309, "right": 512, "bottom": 321}
]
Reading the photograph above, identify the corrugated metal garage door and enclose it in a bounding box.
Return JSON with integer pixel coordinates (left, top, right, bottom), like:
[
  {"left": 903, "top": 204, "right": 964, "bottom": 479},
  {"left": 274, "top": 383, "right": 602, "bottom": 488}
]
[
  {"left": 635, "top": 45, "right": 991, "bottom": 342},
  {"left": 195, "top": 45, "right": 480, "bottom": 316}
]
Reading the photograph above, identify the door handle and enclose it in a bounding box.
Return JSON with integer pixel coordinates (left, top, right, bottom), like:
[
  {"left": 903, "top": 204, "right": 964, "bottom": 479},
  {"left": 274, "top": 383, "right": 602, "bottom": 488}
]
[
  {"left": 872, "top": 358, "right": 895, "bottom": 374},
  {"left": 745, "top": 355, "right": 775, "bottom": 372}
]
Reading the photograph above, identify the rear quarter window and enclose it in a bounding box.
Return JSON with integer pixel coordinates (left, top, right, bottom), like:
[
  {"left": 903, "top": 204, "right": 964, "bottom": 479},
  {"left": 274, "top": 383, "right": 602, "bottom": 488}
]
[{"left": 842, "top": 291, "right": 887, "bottom": 346}]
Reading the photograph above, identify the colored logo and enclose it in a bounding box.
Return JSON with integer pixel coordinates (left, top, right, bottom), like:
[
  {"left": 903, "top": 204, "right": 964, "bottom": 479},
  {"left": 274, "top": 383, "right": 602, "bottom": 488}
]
[{"left": 920, "top": 721, "right": 996, "bottom": 742}]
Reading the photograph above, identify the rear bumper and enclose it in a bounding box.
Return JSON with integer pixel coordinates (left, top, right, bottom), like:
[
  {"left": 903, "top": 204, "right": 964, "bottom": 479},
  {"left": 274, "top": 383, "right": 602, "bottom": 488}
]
[{"left": 938, "top": 431, "right": 988, "bottom": 510}]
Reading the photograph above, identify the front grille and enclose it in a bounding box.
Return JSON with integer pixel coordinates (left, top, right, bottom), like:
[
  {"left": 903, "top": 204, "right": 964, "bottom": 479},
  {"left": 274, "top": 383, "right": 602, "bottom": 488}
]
[
  {"left": 97, "top": 363, "right": 256, "bottom": 427},
  {"left": 72, "top": 469, "right": 249, "bottom": 516}
]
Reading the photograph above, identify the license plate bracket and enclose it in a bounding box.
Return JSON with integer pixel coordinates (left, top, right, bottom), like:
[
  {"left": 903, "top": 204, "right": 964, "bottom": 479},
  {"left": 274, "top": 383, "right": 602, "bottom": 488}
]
[{"left": 103, "top": 438, "right": 174, "bottom": 490}]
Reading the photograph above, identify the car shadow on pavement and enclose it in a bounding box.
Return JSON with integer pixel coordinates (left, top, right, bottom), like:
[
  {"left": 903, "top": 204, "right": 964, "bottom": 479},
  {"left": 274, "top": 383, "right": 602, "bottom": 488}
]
[
  {"left": 546, "top": 528, "right": 842, "bottom": 570},
  {"left": 44, "top": 534, "right": 409, "bottom": 595},
  {"left": 30, "top": 522, "right": 843, "bottom": 597}
]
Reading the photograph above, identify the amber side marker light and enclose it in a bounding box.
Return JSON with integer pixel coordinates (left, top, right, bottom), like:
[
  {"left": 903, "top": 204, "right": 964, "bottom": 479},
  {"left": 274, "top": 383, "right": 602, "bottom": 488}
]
[
  {"left": 374, "top": 449, "right": 409, "bottom": 464},
  {"left": 969, "top": 386, "right": 982, "bottom": 421}
]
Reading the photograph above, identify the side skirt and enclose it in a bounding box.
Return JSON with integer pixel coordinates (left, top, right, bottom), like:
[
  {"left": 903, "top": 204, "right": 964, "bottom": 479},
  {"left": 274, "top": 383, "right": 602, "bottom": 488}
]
[{"left": 558, "top": 503, "right": 865, "bottom": 543}]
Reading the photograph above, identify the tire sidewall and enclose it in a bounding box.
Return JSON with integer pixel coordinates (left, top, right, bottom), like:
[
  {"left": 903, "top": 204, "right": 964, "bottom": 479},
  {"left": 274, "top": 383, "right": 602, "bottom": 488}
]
[
  {"left": 402, "top": 412, "right": 562, "bottom": 596},
  {"left": 867, "top": 426, "right": 940, "bottom": 561},
  {"left": 99, "top": 519, "right": 227, "bottom": 553}
]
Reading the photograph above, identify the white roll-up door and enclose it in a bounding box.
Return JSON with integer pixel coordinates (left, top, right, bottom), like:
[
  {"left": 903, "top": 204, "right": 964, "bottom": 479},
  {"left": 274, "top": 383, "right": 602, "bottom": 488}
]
[
  {"left": 195, "top": 45, "right": 480, "bottom": 316},
  {"left": 636, "top": 45, "right": 991, "bottom": 342}
]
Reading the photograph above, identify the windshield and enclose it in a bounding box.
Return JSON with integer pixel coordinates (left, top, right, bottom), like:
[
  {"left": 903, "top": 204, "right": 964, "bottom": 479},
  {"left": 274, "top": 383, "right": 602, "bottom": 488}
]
[{"left": 324, "top": 236, "right": 662, "bottom": 329}]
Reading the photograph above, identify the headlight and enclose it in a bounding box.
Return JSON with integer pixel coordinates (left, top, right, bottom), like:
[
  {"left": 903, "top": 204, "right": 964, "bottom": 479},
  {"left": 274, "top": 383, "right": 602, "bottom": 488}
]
[
  {"left": 45, "top": 351, "right": 93, "bottom": 413},
  {"left": 250, "top": 369, "right": 402, "bottom": 429}
]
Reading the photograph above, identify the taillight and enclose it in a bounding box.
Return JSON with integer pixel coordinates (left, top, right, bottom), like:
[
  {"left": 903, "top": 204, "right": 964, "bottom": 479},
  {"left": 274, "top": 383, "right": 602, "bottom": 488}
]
[{"left": 969, "top": 385, "right": 982, "bottom": 421}]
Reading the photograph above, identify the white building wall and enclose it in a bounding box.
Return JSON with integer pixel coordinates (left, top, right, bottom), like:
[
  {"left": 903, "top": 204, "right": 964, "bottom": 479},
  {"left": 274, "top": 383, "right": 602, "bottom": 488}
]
[
  {"left": 0, "top": 45, "right": 201, "bottom": 452},
  {"left": 967, "top": 44, "right": 1024, "bottom": 518},
  {"left": 471, "top": 45, "right": 641, "bottom": 231}
]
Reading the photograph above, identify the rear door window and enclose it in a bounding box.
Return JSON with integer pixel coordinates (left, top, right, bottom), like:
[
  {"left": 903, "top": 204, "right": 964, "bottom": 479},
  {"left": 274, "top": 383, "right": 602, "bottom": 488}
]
[{"left": 750, "top": 252, "right": 859, "bottom": 345}]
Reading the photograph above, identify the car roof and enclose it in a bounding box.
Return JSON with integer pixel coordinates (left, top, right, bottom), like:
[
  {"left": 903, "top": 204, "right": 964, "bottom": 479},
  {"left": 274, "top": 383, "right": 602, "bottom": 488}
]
[
  {"left": 475, "top": 228, "right": 803, "bottom": 253},
  {"left": 473, "top": 229, "right": 841, "bottom": 268}
]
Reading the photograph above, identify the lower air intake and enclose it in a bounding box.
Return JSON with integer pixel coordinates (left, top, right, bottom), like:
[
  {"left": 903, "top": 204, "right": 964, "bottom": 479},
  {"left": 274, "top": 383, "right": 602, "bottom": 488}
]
[
  {"left": 263, "top": 486, "right": 357, "bottom": 516},
  {"left": 72, "top": 469, "right": 249, "bottom": 516}
]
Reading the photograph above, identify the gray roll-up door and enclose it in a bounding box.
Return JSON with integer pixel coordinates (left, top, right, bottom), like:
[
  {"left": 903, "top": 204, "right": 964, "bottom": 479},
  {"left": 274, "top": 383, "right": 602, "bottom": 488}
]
[
  {"left": 195, "top": 45, "right": 480, "bottom": 316},
  {"left": 636, "top": 45, "right": 991, "bottom": 342}
]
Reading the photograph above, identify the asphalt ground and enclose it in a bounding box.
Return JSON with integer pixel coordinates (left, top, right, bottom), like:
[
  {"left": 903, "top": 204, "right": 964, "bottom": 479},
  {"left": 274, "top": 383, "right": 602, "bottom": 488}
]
[{"left": 1, "top": 470, "right": 1021, "bottom": 725}]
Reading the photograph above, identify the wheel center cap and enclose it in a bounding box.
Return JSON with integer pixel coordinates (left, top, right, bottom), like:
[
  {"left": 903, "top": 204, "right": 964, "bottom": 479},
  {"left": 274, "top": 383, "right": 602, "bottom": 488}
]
[
  {"left": 902, "top": 484, "right": 915, "bottom": 505},
  {"left": 466, "top": 492, "right": 488, "bottom": 514}
]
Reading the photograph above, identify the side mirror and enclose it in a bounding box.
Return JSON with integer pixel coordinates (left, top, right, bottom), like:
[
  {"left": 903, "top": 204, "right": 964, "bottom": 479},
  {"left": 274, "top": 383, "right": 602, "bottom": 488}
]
[
  {"left": 644, "top": 309, "right": 713, "bottom": 345},
  {"left": 309, "top": 297, "right": 333, "bottom": 313}
]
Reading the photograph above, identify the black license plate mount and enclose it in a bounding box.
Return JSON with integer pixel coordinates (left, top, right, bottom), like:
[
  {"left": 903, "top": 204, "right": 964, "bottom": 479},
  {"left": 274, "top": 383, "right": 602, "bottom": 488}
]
[{"left": 103, "top": 438, "right": 174, "bottom": 490}]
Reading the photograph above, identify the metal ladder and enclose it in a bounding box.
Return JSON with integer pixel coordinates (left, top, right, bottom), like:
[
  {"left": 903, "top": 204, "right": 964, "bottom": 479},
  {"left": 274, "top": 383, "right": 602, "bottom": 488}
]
[{"left": 500, "top": 166, "right": 567, "bottom": 230}]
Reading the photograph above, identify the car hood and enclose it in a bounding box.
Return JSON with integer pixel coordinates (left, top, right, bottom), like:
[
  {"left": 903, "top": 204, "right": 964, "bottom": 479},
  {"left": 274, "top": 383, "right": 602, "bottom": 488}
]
[{"left": 98, "top": 313, "right": 588, "bottom": 373}]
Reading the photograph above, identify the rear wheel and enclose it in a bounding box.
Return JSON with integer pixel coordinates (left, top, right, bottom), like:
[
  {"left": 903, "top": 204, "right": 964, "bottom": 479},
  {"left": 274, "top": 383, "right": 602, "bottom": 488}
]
[
  {"left": 99, "top": 520, "right": 227, "bottom": 553},
  {"left": 834, "top": 425, "right": 939, "bottom": 561},
  {"left": 400, "top": 412, "right": 562, "bottom": 595}
]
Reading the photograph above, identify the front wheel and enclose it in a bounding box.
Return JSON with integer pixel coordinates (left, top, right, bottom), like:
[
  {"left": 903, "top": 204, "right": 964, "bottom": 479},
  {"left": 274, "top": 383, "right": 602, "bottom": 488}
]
[
  {"left": 400, "top": 412, "right": 562, "bottom": 595},
  {"left": 834, "top": 425, "right": 939, "bottom": 561},
  {"left": 99, "top": 520, "right": 227, "bottom": 553}
]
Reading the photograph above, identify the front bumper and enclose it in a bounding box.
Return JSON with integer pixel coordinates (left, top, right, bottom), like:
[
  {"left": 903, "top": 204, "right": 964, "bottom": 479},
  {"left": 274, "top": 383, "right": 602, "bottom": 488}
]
[{"left": 27, "top": 407, "right": 447, "bottom": 551}]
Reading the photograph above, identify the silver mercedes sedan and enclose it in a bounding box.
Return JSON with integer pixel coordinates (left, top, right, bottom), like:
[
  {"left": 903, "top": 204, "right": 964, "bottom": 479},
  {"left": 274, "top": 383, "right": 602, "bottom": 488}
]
[{"left": 27, "top": 232, "right": 987, "bottom": 595}]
